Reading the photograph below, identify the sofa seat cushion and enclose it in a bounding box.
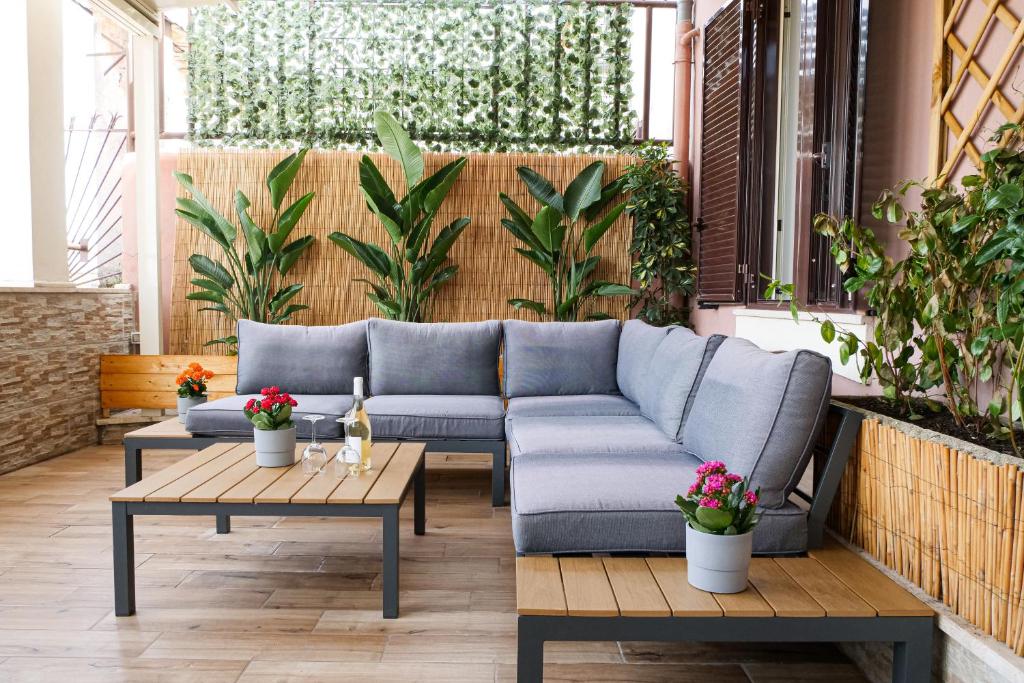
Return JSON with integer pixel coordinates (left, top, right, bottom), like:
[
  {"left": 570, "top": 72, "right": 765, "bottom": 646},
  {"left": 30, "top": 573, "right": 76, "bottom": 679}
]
[
  {"left": 506, "top": 416, "right": 686, "bottom": 459},
  {"left": 368, "top": 319, "right": 501, "bottom": 395},
  {"left": 506, "top": 395, "right": 640, "bottom": 419},
  {"left": 236, "top": 319, "right": 367, "bottom": 395},
  {"left": 186, "top": 394, "right": 352, "bottom": 438},
  {"left": 511, "top": 453, "right": 807, "bottom": 554},
  {"left": 681, "top": 337, "right": 832, "bottom": 509},
  {"left": 503, "top": 320, "right": 621, "bottom": 397},
  {"left": 364, "top": 395, "right": 505, "bottom": 440}
]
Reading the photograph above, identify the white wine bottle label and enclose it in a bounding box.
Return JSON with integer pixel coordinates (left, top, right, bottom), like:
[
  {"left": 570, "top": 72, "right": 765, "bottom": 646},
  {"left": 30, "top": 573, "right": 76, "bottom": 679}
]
[{"left": 347, "top": 436, "right": 363, "bottom": 456}]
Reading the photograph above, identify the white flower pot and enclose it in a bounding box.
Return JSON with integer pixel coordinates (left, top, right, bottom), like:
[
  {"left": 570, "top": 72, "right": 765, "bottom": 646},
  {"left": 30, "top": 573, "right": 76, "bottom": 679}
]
[
  {"left": 685, "top": 524, "right": 753, "bottom": 593},
  {"left": 253, "top": 426, "right": 296, "bottom": 467},
  {"left": 176, "top": 396, "right": 207, "bottom": 423}
]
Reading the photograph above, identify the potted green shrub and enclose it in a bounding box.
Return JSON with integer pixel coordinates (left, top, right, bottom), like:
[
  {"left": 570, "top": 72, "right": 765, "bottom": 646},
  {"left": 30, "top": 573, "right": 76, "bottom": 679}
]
[
  {"left": 676, "top": 461, "right": 761, "bottom": 593},
  {"left": 245, "top": 387, "right": 298, "bottom": 467}
]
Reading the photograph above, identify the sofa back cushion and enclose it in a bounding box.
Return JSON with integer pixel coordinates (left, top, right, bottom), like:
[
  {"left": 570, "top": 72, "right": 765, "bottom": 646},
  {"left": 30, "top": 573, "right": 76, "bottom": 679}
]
[
  {"left": 616, "top": 319, "right": 675, "bottom": 404},
  {"left": 236, "top": 319, "right": 368, "bottom": 395},
  {"left": 368, "top": 318, "right": 501, "bottom": 395},
  {"left": 680, "top": 337, "right": 832, "bottom": 508},
  {"left": 503, "top": 320, "right": 620, "bottom": 397},
  {"left": 638, "top": 328, "right": 724, "bottom": 441}
]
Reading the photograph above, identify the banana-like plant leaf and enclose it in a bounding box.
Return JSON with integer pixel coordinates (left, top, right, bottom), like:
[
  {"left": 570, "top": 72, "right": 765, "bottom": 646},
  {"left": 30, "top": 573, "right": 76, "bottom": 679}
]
[
  {"left": 424, "top": 158, "right": 467, "bottom": 212},
  {"left": 367, "top": 293, "right": 402, "bottom": 317},
  {"left": 583, "top": 176, "right": 626, "bottom": 222},
  {"left": 583, "top": 202, "right": 626, "bottom": 253},
  {"left": 277, "top": 235, "right": 315, "bottom": 275},
  {"left": 406, "top": 213, "right": 436, "bottom": 260},
  {"left": 269, "top": 283, "right": 303, "bottom": 311},
  {"left": 234, "top": 190, "right": 266, "bottom": 265},
  {"left": 420, "top": 265, "right": 459, "bottom": 297},
  {"left": 354, "top": 278, "right": 393, "bottom": 301},
  {"left": 266, "top": 148, "right": 309, "bottom": 210},
  {"left": 499, "top": 193, "right": 536, "bottom": 233},
  {"left": 594, "top": 283, "right": 638, "bottom": 297},
  {"left": 531, "top": 206, "right": 564, "bottom": 253},
  {"left": 271, "top": 303, "right": 309, "bottom": 323},
  {"left": 358, "top": 155, "right": 400, "bottom": 220},
  {"left": 188, "top": 254, "right": 234, "bottom": 289},
  {"left": 190, "top": 278, "right": 228, "bottom": 295},
  {"left": 425, "top": 217, "right": 471, "bottom": 274},
  {"left": 556, "top": 295, "right": 580, "bottom": 318},
  {"left": 328, "top": 232, "right": 392, "bottom": 277},
  {"left": 508, "top": 298, "right": 548, "bottom": 317},
  {"left": 176, "top": 204, "right": 230, "bottom": 251},
  {"left": 501, "top": 218, "right": 543, "bottom": 252},
  {"left": 516, "top": 166, "right": 564, "bottom": 213},
  {"left": 563, "top": 161, "right": 605, "bottom": 221},
  {"left": 361, "top": 188, "right": 404, "bottom": 246},
  {"left": 187, "top": 290, "right": 224, "bottom": 303},
  {"left": 198, "top": 304, "right": 230, "bottom": 315},
  {"left": 571, "top": 255, "right": 601, "bottom": 287},
  {"left": 174, "top": 172, "right": 237, "bottom": 242},
  {"left": 514, "top": 247, "right": 553, "bottom": 275},
  {"left": 374, "top": 111, "right": 423, "bottom": 187},
  {"left": 204, "top": 335, "right": 238, "bottom": 347},
  {"left": 272, "top": 191, "right": 315, "bottom": 251}
]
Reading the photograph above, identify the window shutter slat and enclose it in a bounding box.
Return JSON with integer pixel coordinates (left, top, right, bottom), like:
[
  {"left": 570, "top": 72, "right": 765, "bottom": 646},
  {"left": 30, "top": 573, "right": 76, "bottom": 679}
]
[{"left": 697, "top": 0, "right": 748, "bottom": 304}]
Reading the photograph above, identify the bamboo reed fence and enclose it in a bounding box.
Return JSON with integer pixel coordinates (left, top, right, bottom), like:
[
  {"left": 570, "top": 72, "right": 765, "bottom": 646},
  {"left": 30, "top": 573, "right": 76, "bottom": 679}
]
[
  {"left": 828, "top": 414, "right": 1024, "bottom": 654},
  {"left": 169, "top": 150, "right": 634, "bottom": 354}
]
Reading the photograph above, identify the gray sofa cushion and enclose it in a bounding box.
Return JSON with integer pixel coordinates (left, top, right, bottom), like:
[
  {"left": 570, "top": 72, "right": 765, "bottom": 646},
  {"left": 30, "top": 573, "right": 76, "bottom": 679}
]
[
  {"left": 511, "top": 452, "right": 807, "bottom": 554},
  {"left": 639, "top": 328, "right": 724, "bottom": 440},
  {"left": 503, "top": 320, "right": 621, "bottom": 398},
  {"left": 616, "top": 319, "right": 675, "bottom": 404},
  {"left": 368, "top": 319, "right": 501, "bottom": 396},
  {"left": 365, "top": 395, "right": 505, "bottom": 440},
  {"left": 681, "top": 337, "right": 832, "bottom": 508},
  {"left": 506, "top": 395, "right": 640, "bottom": 419},
  {"left": 506, "top": 416, "right": 686, "bottom": 459},
  {"left": 235, "top": 319, "right": 367, "bottom": 395},
  {"left": 186, "top": 394, "right": 352, "bottom": 438}
]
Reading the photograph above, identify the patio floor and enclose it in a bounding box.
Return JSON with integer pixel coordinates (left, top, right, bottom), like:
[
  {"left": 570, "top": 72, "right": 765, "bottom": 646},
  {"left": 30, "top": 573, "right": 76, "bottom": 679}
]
[{"left": 0, "top": 445, "right": 868, "bottom": 682}]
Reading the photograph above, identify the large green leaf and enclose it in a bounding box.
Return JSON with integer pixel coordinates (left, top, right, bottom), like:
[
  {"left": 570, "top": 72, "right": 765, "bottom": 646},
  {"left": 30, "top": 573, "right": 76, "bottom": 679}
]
[
  {"left": 361, "top": 188, "right": 405, "bottom": 246},
  {"left": 499, "top": 193, "right": 535, "bottom": 233},
  {"left": 424, "top": 158, "right": 467, "bottom": 212},
  {"left": 514, "top": 248, "right": 553, "bottom": 275},
  {"left": 516, "top": 166, "right": 564, "bottom": 213},
  {"left": 328, "top": 232, "right": 392, "bottom": 277},
  {"left": 420, "top": 265, "right": 459, "bottom": 297},
  {"left": 188, "top": 254, "right": 234, "bottom": 289},
  {"left": 272, "top": 191, "right": 315, "bottom": 251},
  {"left": 269, "top": 283, "right": 303, "bottom": 312},
  {"left": 174, "top": 172, "right": 237, "bottom": 242},
  {"left": 530, "top": 205, "right": 564, "bottom": 253},
  {"left": 234, "top": 191, "right": 266, "bottom": 266},
  {"left": 176, "top": 202, "right": 230, "bottom": 251},
  {"left": 367, "top": 293, "right": 401, "bottom": 318},
  {"left": 500, "top": 218, "right": 543, "bottom": 252},
  {"left": 266, "top": 148, "right": 309, "bottom": 211},
  {"left": 190, "top": 278, "right": 227, "bottom": 296},
  {"left": 406, "top": 213, "right": 436, "bottom": 260},
  {"left": 424, "top": 217, "right": 471, "bottom": 275},
  {"left": 374, "top": 111, "right": 423, "bottom": 187},
  {"left": 271, "top": 303, "right": 309, "bottom": 323},
  {"left": 276, "top": 235, "right": 314, "bottom": 275},
  {"left": 563, "top": 161, "right": 605, "bottom": 221},
  {"left": 358, "top": 155, "right": 400, "bottom": 221},
  {"left": 508, "top": 298, "right": 547, "bottom": 317},
  {"left": 582, "top": 202, "right": 626, "bottom": 252},
  {"left": 583, "top": 176, "right": 626, "bottom": 222},
  {"left": 187, "top": 290, "right": 224, "bottom": 304}
]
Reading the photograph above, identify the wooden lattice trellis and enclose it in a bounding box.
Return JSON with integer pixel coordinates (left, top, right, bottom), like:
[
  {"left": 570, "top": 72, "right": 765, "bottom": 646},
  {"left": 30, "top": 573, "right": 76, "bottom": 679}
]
[{"left": 930, "top": 0, "right": 1024, "bottom": 183}]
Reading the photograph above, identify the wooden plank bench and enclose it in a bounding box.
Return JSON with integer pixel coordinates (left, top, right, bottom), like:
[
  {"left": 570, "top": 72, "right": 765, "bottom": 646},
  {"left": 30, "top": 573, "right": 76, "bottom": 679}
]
[{"left": 515, "top": 542, "right": 934, "bottom": 682}]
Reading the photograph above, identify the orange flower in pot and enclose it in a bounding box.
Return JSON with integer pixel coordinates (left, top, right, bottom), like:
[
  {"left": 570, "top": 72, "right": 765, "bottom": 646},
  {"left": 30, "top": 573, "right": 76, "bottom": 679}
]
[{"left": 176, "top": 363, "right": 214, "bottom": 424}]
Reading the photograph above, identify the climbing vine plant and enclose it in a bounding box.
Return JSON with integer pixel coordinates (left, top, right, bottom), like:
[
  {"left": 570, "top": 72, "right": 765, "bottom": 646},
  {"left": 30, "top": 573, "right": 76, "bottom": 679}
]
[{"left": 186, "top": 0, "right": 636, "bottom": 153}]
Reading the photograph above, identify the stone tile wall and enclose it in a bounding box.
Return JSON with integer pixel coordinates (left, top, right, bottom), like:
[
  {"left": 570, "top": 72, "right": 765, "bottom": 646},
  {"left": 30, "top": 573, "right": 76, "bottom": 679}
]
[{"left": 0, "top": 287, "right": 135, "bottom": 474}]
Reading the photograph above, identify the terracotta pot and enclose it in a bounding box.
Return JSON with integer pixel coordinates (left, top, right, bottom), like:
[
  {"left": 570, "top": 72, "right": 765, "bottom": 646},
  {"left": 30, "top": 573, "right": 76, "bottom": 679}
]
[
  {"left": 685, "top": 524, "right": 753, "bottom": 593},
  {"left": 253, "top": 426, "right": 296, "bottom": 467},
  {"left": 176, "top": 396, "right": 207, "bottom": 424}
]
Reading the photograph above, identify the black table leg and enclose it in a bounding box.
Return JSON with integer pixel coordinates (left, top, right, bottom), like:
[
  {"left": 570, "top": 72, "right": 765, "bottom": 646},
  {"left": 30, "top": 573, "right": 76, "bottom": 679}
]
[
  {"left": 491, "top": 443, "right": 506, "bottom": 507},
  {"left": 891, "top": 621, "right": 933, "bottom": 683},
  {"left": 112, "top": 502, "right": 136, "bottom": 616},
  {"left": 124, "top": 442, "right": 142, "bottom": 486},
  {"left": 382, "top": 505, "right": 400, "bottom": 618},
  {"left": 216, "top": 515, "right": 231, "bottom": 534},
  {"left": 414, "top": 458, "right": 426, "bottom": 536},
  {"left": 517, "top": 620, "right": 544, "bottom": 683}
]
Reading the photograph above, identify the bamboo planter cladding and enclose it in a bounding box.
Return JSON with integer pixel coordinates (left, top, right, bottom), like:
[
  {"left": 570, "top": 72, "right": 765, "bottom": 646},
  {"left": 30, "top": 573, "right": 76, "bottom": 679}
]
[
  {"left": 170, "top": 149, "right": 634, "bottom": 354},
  {"left": 827, "top": 408, "right": 1024, "bottom": 655}
]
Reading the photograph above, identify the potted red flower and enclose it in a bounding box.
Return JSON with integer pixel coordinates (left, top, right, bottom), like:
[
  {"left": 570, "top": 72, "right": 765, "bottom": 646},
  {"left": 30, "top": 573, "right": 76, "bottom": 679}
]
[
  {"left": 676, "top": 461, "right": 761, "bottom": 593},
  {"left": 244, "top": 387, "right": 298, "bottom": 467},
  {"left": 175, "top": 363, "right": 214, "bottom": 423}
]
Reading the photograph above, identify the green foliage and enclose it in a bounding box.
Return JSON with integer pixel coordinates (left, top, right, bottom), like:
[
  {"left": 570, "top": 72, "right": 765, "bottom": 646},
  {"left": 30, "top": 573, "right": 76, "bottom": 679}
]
[
  {"left": 187, "top": 0, "right": 635, "bottom": 154},
  {"left": 764, "top": 123, "right": 1024, "bottom": 455},
  {"left": 175, "top": 149, "right": 315, "bottom": 354},
  {"left": 621, "top": 142, "right": 695, "bottom": 327},
  {"left": 328, "top": 112, "right": 470, "bottom": 322},
  {"left": 500, "top": 162, "right": 635, "bottom": 321}
]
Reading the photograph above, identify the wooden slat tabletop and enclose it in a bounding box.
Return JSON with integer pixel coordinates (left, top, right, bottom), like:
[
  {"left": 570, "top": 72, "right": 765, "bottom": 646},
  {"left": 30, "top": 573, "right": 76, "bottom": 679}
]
[
  {"left": 110, "top": 441, "right": 425, "bottom": 506},
  {"left": 515, "top": 545, "right": 933, "bottom": 620},
  {"left": 124, "top": 418, "right": 192, "bottom": 439}
]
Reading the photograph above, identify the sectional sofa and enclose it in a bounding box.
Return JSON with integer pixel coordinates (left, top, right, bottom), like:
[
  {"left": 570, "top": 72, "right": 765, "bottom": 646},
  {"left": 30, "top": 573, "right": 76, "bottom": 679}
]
[{"left": 184, "top": 317, "right": 862, "bottom": 555}]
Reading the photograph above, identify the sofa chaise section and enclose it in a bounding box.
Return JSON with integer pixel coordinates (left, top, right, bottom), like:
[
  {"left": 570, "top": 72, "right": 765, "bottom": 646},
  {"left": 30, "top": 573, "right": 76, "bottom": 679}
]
[{"left": 186, "top": 320, "right": 367, "bottom": 439}]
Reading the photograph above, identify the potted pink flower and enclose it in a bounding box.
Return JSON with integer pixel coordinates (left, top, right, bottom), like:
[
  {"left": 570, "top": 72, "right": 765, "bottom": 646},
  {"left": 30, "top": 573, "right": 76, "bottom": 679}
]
[
  {"left": 244, "top": 386, "right": 298, "bottom": 467},
  {"left": 676, "top": 461, "right": 760, "bottom": 593}
]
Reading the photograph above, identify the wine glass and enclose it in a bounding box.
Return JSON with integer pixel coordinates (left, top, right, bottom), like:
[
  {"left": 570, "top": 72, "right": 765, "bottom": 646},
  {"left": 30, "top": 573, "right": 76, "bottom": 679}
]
[{"left": 301, "top": 414, "right": 328, "bottom": 475}]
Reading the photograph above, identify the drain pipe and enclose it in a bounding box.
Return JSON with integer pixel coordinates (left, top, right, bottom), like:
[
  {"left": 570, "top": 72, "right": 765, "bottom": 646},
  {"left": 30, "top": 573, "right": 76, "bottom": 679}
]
[{"left": 674, "top": 0, "right": 699, "bottom": 182}]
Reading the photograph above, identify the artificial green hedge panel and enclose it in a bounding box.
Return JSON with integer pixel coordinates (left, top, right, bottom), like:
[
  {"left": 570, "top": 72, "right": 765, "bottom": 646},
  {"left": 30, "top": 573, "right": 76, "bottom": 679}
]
[{"left": 187, "top": 0, "right": 636, "bottom": 152}]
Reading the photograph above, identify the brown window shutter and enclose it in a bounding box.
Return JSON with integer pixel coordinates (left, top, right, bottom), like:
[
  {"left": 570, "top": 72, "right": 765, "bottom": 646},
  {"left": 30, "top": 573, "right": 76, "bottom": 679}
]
[{"left": 696, "top": 0, "right": 750, "bottom": 304}]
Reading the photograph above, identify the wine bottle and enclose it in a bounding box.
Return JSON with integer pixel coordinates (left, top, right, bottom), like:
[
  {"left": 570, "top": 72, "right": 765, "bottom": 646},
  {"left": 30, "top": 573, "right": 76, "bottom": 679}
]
[{"left": 345, "top": 376, "right": 373, "bottom": 471}]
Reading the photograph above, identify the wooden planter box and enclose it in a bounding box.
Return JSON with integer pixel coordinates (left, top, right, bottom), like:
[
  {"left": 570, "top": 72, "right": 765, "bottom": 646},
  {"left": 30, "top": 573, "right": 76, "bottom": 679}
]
[{"left": 827, "top": 401, "right": 1024, "bottom": 656}]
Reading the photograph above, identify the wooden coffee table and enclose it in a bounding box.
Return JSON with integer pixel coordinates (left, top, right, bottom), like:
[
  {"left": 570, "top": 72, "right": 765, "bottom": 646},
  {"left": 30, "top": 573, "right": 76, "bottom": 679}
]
[
  {"left": 515, "top": 545, "right": 934, "bottom": 682},
  {"left": 110, "top": 441, "right": 425, "bottom": 618}
]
